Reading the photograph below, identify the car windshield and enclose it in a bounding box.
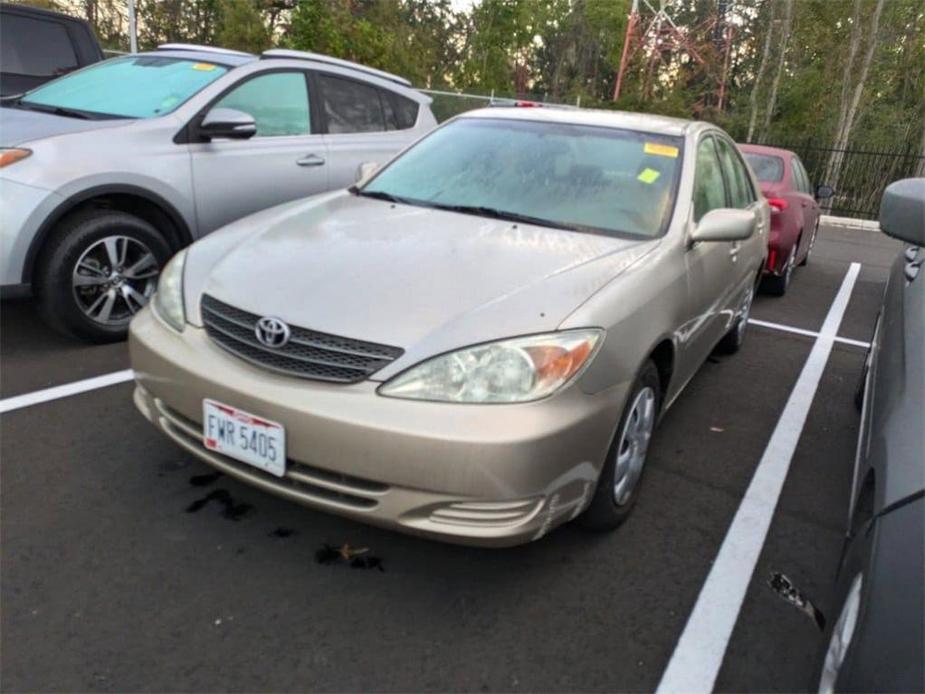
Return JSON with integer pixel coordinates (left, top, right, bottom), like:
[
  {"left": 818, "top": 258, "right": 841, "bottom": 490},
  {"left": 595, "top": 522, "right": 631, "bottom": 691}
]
[
  {"left": 361, "top": 117, "right": 684, "bottom": 238},
  {"left": 743, "top": 153, "right": 784, "bottom": 182},
  {"left": 19, "top": 55, "right": 228, "bottom": 119}
]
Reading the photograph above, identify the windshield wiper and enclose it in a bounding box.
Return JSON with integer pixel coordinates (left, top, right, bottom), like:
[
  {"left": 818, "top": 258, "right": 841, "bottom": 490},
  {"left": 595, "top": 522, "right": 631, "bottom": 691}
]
[
  {"left": 353, "top": 189, "right": 419, "bottom": 205},
  {"left": 426, "top": 203, "right": 578, "bottom": 231},
  {"left": 12, "top": 101, "right": 98, "bottom": 120}
]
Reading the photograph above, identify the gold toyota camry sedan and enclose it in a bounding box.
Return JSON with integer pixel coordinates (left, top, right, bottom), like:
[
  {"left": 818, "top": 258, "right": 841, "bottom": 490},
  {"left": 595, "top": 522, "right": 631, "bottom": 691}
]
[{"left": 130, "top": 107, "right": 768, "bottom": 546}]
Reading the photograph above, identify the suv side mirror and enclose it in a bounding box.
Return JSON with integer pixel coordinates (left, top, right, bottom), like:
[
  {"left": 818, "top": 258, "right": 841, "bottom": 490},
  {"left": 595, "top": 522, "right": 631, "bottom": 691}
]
[
  {"left": 199, "top": 108, "right": 257, "bottom": 141},
  {"left": 879, "top": 178, "right": 925, "bottom": 246},
  {"left": 690, "top": 208, "right": 756, "bottom": 244},
  {"left": 355, "top": 161, "right": 380, "bottom": 184},
  {"left": 815, "top": 184, "right": 834, "bottom": 200}
]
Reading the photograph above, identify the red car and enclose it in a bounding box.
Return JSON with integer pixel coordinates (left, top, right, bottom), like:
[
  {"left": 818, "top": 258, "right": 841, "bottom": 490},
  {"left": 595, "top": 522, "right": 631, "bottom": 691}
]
[{"left": 738, "top": 144, "right": 833, "bottom": 295}]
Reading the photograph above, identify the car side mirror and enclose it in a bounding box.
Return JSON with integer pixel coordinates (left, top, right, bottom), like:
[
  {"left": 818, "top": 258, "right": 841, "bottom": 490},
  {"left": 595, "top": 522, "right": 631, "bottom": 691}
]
[
  {"left": 879, "top": 178, "right": 925, "bottom": 246},
  {"left": 355, "top": 161, "right": 380, "bottom": 184},
  {"left": 815, "top": 184, "right": 834, "bottom": 200},
  {"left": 690, "top": 208, "right": 756, "bottom": 244},
  {"left": 199, "top": 108, "right": 257, "bottom": 141}
]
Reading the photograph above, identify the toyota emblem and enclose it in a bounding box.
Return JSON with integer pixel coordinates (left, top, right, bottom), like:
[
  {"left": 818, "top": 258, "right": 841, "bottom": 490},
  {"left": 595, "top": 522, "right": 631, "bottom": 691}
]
[{"left": 255, "top": 316, "right": 291, "bottom": 348}]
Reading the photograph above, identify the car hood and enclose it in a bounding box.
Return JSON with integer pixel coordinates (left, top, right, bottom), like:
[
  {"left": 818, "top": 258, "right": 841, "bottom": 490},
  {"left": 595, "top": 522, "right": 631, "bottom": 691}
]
[
  {"left": 189, "top": 192, "right": 656, "bottom": 380},
  {"left": 0, "top": 105, "right": 129, "bottom": 146}
]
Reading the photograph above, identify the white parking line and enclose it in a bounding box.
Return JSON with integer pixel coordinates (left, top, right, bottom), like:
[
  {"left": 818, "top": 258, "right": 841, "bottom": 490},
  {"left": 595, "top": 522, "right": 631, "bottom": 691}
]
[
  {"left": 657, "top": 262, "right": 861, "bottom": 694},
  {"left": 749, "top": 318, "right": 870, "bottom": 349},
  {"left": 0, "top": 369, "right": 134, "bottom": 414}
]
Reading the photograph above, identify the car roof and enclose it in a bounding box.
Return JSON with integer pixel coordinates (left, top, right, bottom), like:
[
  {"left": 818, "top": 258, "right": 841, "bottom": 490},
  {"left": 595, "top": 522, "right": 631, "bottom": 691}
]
[
  {"left": 459, "top": 106, "right": 702, "bottom": 137},
  {"left": 738, "top": 143, "right": 793, "bottom": 159},
  {"left": 153, "top": 44, "right": 257, "bottom": 67},
  {"left": 260, "top": 49, "right": 412, "bottom": 87}
]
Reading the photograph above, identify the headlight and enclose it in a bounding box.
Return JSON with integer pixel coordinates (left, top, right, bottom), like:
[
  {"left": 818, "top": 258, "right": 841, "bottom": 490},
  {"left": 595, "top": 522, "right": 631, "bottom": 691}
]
[
  {"left": 153, "top": 249, "right": 187, "bottom": 332},
  {"left": 379, "top": 329, "right": 603, "bottom": 403},
  {"left": 0, "top": 148, "right": 31, "bottom": 168}
]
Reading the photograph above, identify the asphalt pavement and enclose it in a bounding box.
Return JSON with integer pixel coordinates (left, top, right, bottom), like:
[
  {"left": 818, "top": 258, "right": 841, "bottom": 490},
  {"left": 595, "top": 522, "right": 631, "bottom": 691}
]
[{"left": 0, "top": 225, "right": 903, "bottom": 692}]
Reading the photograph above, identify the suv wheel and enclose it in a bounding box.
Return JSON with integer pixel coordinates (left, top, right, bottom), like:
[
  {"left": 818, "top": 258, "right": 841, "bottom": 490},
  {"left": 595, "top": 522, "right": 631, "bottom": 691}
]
[{"left": 36, "top": 210, "right": 171, "bottom": 342}]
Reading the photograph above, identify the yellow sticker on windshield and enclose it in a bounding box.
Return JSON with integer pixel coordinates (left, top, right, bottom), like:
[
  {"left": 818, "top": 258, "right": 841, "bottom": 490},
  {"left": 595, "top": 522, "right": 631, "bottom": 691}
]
[
  {"left": 637, "top": 168, "right": 661, "bottom": 184},
  {"left": 192, "top": 63, "right": 217, "bottom": 71},
  {"left": 644, "top": 142, "right": 679, "bottom": 158}
]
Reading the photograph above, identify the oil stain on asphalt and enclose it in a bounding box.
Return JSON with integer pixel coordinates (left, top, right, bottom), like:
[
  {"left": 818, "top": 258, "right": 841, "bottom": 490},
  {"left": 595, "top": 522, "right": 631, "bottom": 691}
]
[{"left": 185, "top": 489, "right": 253, "bottom": 521}]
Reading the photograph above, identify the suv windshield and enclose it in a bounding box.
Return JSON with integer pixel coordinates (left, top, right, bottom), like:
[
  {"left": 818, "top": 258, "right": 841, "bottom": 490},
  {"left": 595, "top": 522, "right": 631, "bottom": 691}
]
[
  {"left": 19, "top": 55, "right": 228, "bottom": 119},
  {"left": 361, "top": 117, "right": 684, "bottom": 238}
]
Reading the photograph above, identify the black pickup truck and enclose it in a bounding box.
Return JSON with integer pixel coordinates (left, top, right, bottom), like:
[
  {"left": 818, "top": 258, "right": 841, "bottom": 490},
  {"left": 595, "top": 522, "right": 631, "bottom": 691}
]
[{"left": 1, "top": 4, "right": 104, "bottom": 96}]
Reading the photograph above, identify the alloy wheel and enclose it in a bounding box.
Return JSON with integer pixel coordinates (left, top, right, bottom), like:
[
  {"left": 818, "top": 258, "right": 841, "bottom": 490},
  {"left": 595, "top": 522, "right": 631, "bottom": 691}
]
[
  {"left": 72, "top": 235, "right": 161, "bottom": 326},
  {"left": 613, "top": 386, "right": 656, "bottom": 506}
]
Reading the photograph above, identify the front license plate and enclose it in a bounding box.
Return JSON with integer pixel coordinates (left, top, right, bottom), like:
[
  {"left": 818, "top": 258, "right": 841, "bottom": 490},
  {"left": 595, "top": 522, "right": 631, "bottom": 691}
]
[{"left": 202, "top": 399, "right": 286, "bottom": 477}]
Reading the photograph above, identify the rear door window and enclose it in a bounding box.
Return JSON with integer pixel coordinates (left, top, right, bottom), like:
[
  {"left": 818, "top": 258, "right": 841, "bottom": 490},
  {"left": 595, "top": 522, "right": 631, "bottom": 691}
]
[
  {"left": 791, "top": 157, "right": 811, "bottom": 193},
  {"left": 391, "top": 93, "right": 419, "bottom": 129},
  {"left": 1, "top": 14, "right": 78, "bottom": 77},
  {"left": 716, "top": 138, "right": 756, "bottom": 209},
  {"left": 317, "top": 74, "right": 386, "bottom": 134},
  {"left": 693, "top": 137, "right": 727, "bottom": 222}
]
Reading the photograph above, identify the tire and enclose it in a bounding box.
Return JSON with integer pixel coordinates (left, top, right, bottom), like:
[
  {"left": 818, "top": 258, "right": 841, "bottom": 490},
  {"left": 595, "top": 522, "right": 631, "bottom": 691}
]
[
  {"left": 762, "top": 243, "right": 796, "bottom": 296},
  {"left": 716, "top": 281, "right": 756, "bottom": 354},
  {"left": 799, "top": 224, "right": 817, "bottom": 266},
  {"left": 35, "top": 210, "right": 171, "bottom": 343},
  {"left": 580, "top": 360, "right": 661, "bottom": 531}
]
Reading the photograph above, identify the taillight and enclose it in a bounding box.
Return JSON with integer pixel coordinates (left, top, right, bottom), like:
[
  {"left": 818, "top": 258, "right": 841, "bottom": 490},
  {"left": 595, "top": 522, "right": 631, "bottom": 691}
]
[
  {"left": 767, "top": 197, "right": 789, "bottom": 212},
  {"left": 767, "top": 247, "right": 778, "bottom": 271},
  {"left": 515, "top": 100, "right": 541, "bottom": 107}
]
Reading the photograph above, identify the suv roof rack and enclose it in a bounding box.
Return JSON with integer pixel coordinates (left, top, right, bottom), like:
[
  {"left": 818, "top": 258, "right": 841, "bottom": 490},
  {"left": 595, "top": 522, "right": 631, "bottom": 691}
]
[
  {"left": 260, "top": 49, "right": 412, "bottom": 87},
  {"left": 157, "top": 43, "right": 254, "bottom": 58}
]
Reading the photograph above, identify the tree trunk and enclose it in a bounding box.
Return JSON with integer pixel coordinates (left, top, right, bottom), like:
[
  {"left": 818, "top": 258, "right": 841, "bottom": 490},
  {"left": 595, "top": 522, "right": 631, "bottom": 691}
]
[
  {"left": 824, "top": 0, "right": 863, "bottom": 187},
  {"left": 916, "top": 123, "right": 925, "bottom": 177},
  {"left": 759, "top": 0, "right": 793, "bottom": 142},
  {"left": 746, "top": 0, "right": 775, "bottom": 143},
  {"left": 827, "top": 0, "right": 886, "bottom": 196}
]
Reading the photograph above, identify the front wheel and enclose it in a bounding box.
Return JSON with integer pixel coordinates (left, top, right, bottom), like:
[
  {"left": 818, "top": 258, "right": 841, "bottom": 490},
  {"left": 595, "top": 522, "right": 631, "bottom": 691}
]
[
  {"left": 580, "top": 360, "right": 661, "bottom": 530},
  {"left": 35, "top": 210, "right": 171, "bottom": 343}
]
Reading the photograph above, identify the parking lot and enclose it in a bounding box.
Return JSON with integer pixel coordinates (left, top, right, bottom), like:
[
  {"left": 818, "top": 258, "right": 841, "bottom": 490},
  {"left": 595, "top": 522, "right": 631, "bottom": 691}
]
[{"left": 0, "top": 224, "right": 902, "bottom": 691}]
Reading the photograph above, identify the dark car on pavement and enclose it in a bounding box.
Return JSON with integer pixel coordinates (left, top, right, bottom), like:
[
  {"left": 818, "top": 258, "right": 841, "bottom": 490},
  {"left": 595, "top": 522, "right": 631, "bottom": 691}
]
[
  {"left": 739, "top": 143, "right": 833, "bottom": 295},
  {"left": 0, "top": 3, "right": 104, "bottom": 97},
  {"left": 817, "top": 177, "right": 924, "bottom": 693}
]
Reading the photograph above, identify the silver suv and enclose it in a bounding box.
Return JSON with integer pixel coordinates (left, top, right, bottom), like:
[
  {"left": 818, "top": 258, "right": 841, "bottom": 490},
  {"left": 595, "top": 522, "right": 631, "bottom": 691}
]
[{"left": 0, "top": 44, "right": 435, "bottom": 341}]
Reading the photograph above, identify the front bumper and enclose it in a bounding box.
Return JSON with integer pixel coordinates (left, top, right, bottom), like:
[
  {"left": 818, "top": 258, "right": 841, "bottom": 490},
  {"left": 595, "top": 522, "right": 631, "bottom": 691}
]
[{"left": 129, "top": 308, "right": 627, "bottom": 547}]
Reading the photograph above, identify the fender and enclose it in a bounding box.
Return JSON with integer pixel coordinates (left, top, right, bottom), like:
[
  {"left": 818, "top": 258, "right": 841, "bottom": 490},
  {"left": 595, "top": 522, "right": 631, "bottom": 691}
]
[{"left": 21, "top": 183, "right": 194, "bottom": 284}]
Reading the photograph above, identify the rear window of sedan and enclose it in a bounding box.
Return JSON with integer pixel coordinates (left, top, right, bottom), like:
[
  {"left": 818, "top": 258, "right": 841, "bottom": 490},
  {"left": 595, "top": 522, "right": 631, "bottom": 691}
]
[
  {"left": 743, "top": 153, "right": 784, "bottom": 182},
  {"left": 363, "top": 117, "right": 684, "bottom": 239}
]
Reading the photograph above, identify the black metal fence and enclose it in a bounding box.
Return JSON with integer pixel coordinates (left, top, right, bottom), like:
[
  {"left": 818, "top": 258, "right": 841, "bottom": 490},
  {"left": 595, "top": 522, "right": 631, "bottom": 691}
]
[{"left": 763, "top": 141, "right": 924, "bottom": 220}]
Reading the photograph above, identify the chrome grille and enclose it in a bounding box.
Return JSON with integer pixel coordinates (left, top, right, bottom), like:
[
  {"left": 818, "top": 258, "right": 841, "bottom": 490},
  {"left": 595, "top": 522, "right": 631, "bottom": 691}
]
[{"left": 200, "top": 295, "right": 403, "bottom": 383}]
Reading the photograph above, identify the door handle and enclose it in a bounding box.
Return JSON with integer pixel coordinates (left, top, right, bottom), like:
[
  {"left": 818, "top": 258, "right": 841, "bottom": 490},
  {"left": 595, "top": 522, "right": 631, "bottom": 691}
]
[{"left": 296, "top": 154, "right": 325, "bottom": 167}]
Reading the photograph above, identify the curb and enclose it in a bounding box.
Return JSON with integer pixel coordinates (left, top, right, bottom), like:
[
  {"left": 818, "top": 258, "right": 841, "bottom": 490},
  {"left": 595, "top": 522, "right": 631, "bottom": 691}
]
[{"left": 821, "top": 215, "right": 880, "bottom": 232}]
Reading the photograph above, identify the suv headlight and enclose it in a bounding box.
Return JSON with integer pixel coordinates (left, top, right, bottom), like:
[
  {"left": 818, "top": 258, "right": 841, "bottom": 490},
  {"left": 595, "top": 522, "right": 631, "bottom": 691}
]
[
  {"left": 153, "top": 249, "right": 187, "bottom": 331},
  {"left": 379, "top": 329, "right": 603, "bottom": 403}
]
